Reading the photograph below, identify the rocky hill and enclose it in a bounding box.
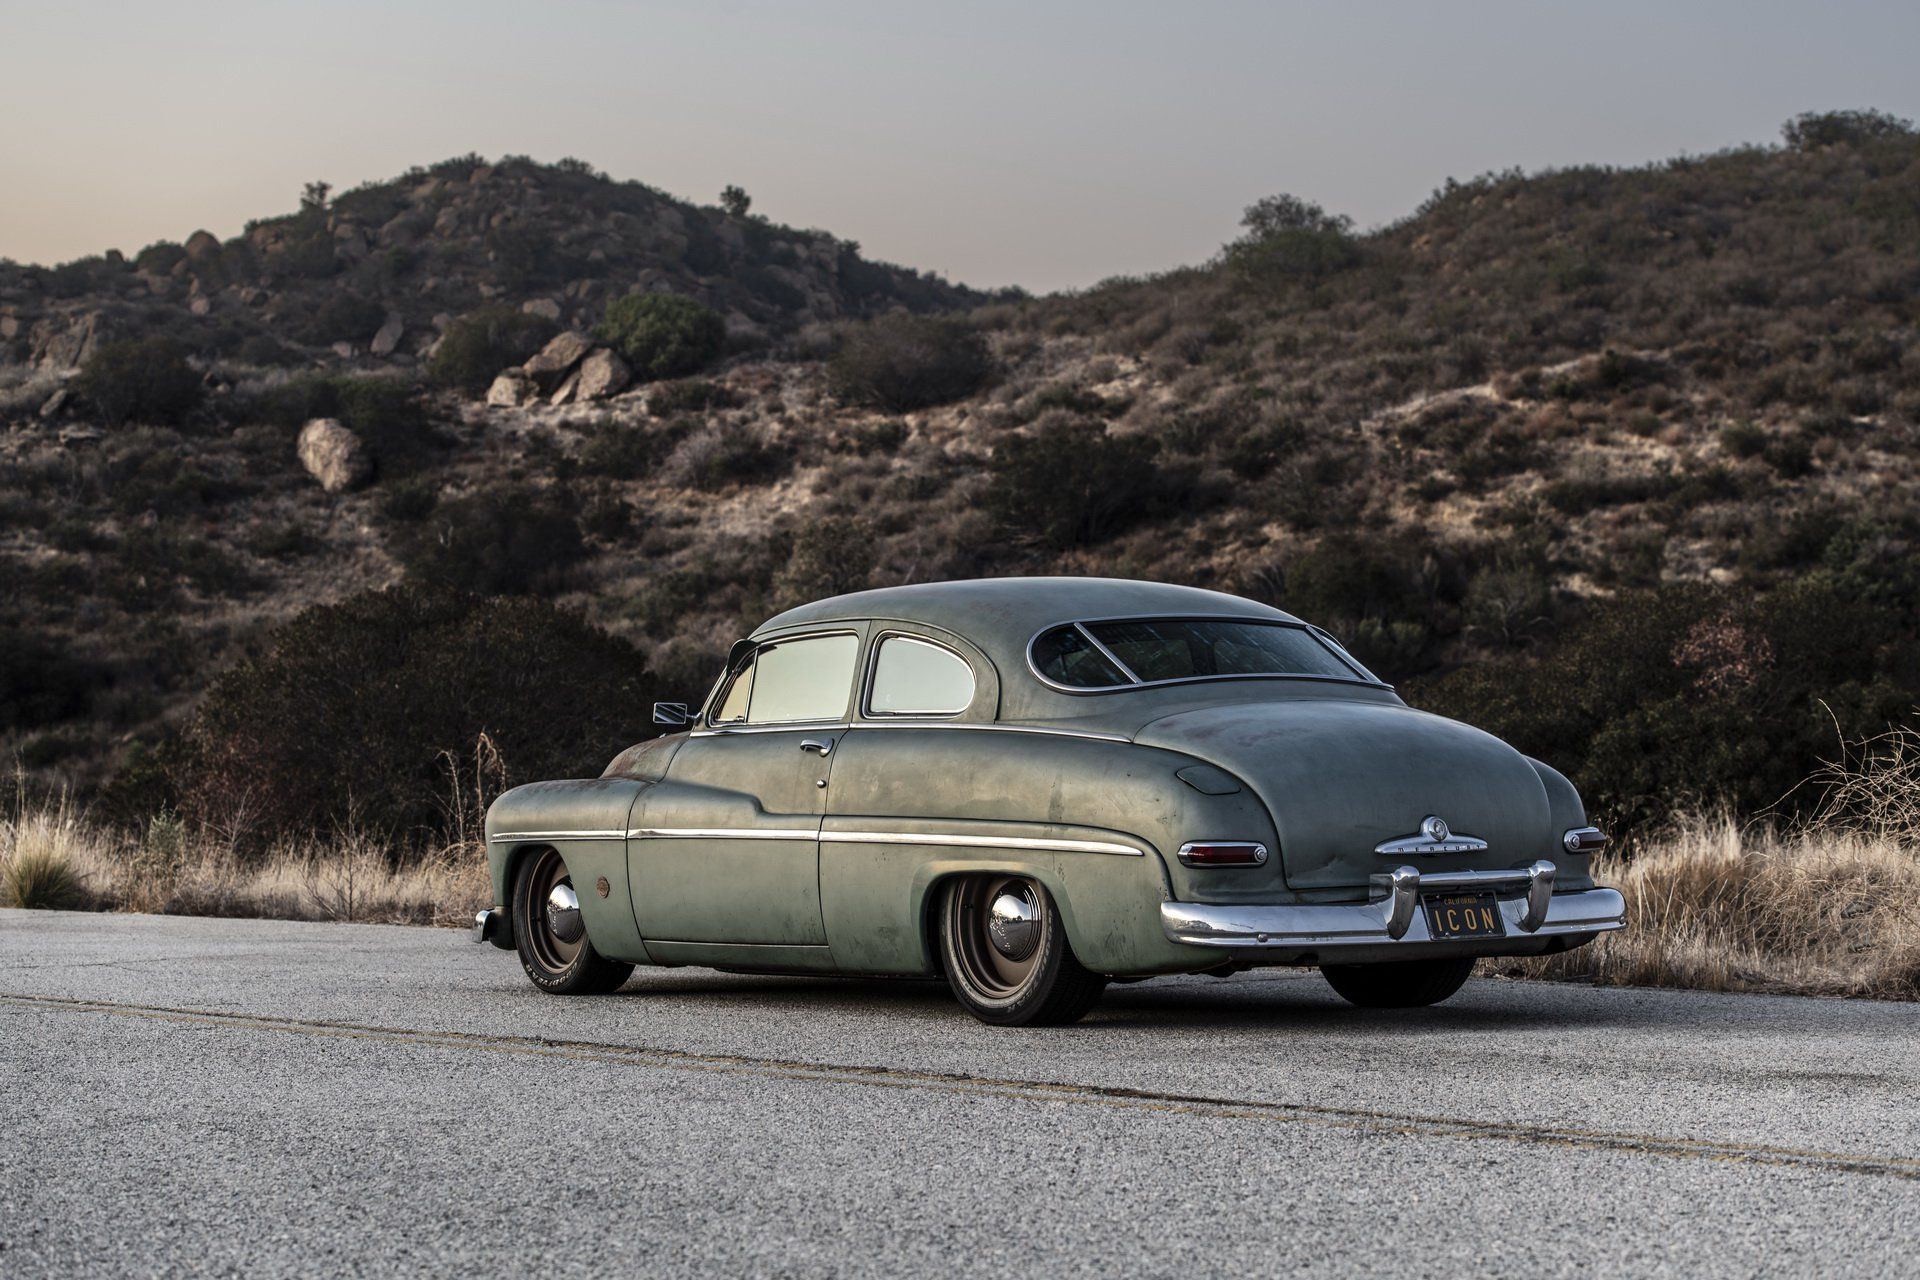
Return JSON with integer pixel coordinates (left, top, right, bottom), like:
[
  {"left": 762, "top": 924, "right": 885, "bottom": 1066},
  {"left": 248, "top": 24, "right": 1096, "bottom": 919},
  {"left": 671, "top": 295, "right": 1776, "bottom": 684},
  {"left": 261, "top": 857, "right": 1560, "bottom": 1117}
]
[
  {"left": 0, "top": 155, "right": 977, "bottom": 383},
  {"left": 3, "top": 115, "right": 1919, "bottom": 831}
]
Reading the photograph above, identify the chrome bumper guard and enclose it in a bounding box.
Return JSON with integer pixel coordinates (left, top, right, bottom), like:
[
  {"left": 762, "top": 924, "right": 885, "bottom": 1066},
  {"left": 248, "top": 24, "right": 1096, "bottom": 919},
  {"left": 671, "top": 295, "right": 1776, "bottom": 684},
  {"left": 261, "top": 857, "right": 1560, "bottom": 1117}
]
[
  {"left": 472, "top": 908, "right": 497, "bottom": 944},
  {"left": 1161, "top": 861, "right": 1626, "bottom": 951}
]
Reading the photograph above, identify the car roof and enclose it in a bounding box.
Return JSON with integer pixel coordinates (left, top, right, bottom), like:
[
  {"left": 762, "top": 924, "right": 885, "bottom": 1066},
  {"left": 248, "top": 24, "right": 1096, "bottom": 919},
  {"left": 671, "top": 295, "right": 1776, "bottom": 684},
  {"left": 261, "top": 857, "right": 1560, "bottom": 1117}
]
[
  {"left": 753, "top": 576, "right": 1301, "bottom": 647},
  {"left": 744, "top": 576, "right": 1394, "bottom": 727}
]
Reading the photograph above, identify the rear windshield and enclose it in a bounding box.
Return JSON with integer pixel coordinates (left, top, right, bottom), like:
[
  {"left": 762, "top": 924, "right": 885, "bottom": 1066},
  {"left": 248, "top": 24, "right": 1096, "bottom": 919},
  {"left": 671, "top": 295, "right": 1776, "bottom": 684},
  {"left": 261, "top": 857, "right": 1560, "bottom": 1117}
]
[{"left": 1030, "top": 619, "right": 1370, "bottom": 689}]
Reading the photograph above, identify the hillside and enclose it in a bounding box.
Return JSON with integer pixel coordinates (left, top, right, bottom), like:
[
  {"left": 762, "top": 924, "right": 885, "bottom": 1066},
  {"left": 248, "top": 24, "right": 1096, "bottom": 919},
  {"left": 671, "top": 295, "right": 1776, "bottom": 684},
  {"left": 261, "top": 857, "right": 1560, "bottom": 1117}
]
[
  {"left": 3, "top": 114, "right": 1918, "bottom": 836},
  {"left": 0, "top": 155, "right": 976, "bottom": 377}
]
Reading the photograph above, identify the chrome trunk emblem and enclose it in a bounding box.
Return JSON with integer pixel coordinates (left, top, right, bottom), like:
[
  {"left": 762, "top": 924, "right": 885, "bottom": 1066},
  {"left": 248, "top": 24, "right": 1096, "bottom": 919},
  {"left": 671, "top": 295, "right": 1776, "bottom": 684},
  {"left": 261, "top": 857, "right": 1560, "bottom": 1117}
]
[{"left": 1374, "top": 814, "right": 1489, "bottom": 857}]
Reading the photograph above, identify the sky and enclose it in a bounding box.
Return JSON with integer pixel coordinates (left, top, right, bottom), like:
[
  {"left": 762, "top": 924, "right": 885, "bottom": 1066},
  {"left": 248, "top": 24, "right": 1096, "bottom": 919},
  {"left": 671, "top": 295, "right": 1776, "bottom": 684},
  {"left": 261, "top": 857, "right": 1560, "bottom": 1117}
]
[{"left": 3, "top": 0, "right": 1918, "bottom": 293}]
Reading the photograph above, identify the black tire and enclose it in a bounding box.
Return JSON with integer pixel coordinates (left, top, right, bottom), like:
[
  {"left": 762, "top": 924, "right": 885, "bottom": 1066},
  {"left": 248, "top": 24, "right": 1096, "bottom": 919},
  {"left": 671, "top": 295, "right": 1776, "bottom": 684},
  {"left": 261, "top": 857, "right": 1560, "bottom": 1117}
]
[
  {"left": 1320, "top": 956, "right": 1476, "bottom": 1008},
  {"left": 938, "top": 874, "right": 1106, "bottom": 1026},
  {"left": 512, "top": 847, "right": 634, "bottom": 995}
]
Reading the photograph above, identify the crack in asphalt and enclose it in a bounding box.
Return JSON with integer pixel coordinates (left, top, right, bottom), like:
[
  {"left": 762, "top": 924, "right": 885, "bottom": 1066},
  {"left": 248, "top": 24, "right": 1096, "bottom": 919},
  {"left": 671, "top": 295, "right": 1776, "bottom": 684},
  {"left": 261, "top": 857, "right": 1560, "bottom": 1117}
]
[{"left": 11, "top": 991, "right": 1919, "bottom": 1184}]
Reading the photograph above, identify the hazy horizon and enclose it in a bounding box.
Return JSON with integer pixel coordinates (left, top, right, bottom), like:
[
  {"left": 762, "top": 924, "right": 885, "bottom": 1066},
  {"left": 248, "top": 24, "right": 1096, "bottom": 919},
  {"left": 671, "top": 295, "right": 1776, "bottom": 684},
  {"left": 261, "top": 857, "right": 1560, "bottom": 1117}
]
[{"left": 4, "top": 0, "right": 1918, "bottom": 293}]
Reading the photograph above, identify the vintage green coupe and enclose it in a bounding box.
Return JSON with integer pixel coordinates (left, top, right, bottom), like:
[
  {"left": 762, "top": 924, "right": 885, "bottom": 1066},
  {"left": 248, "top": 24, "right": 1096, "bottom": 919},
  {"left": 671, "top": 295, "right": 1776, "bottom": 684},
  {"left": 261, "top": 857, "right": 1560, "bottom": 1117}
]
[{"left": 476, "top": 578, "right": 1623, "bottom": 1024}]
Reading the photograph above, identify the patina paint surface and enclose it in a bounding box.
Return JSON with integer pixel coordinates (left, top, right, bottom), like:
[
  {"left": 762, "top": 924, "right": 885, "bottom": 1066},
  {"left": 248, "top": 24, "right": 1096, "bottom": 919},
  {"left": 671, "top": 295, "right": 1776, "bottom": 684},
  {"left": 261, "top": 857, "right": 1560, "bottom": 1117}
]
[{"left": 484, "top": 577, "right": 1614, "bottom": 978}]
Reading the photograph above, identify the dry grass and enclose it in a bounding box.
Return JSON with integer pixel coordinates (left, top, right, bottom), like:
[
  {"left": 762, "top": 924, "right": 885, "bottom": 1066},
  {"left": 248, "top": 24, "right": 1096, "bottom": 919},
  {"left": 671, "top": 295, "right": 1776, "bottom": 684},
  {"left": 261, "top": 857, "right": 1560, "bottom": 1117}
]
[
  {"left": 1499, "top": 815, "right": 1920, "bottom": 1000},
  {"left": 7, "top": 728, "right": 1920, "bottom": 1002},
  {"left": 0, "top": 793, "right": 489, "bottom": 928}
]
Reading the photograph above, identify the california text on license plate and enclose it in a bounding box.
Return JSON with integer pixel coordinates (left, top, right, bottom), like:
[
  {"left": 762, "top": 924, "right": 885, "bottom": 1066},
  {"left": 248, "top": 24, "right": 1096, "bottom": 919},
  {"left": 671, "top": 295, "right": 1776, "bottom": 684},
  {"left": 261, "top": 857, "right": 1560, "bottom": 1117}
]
[{"left": 1424, "top": 892, "right": 1504, "bottom": 940}]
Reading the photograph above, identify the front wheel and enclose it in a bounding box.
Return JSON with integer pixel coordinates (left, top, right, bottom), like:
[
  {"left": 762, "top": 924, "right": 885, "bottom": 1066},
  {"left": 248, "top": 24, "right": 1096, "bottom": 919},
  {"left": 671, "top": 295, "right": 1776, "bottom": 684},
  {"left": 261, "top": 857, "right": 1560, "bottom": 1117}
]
[
  {"left": 512, "top": 847, "right": 634, "bottom": 995},
  {"left": 938, "top": 875, "right": 1106, "bottom": 1026},
  {"left": 1320, "top": 956, "right": 1476, "bottom": 1008}
]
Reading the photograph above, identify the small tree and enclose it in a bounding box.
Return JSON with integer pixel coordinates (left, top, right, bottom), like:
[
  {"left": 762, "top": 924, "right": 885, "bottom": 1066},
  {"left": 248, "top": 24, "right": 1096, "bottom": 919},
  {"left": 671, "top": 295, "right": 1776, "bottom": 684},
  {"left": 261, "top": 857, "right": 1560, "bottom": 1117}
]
[
  {"left": 1782, "top": 109, "right": 1917, "bottom": 150},
  {"left": 74, "top": 337, "right": 203, "bottom": 427},
  {"left": 596, "top": 293, "right": 728, "bottom": 382},
  {"left": 720, "top": 185, "right": 752, "bottom": 218},
  {"left": 1223, "top": 193, "right": 1359, "bottom": 282},
  {"left": 300, "top": 180, "right": 332, "bottom": 214}
]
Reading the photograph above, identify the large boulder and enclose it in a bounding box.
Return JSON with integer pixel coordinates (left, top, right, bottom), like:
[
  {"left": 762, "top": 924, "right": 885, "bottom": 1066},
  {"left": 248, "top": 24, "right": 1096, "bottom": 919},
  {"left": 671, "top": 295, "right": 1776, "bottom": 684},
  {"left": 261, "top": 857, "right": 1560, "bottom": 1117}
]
[
  {"left": 370, "top": 313, "right": 405, "bottom": 357},
  {"left": 575, "top": 347, "right": 631, "bottom": 400},
  {"left": 183, "top": 229, "right": 221, "bottom": 262},
  {"left": 523, "top": 330, "right": 595, "bottom": 388},
  {"left": 486, "top": 369, "right": 535, "bottom": 408},
  {"left": 297, "top": 418, "right": 372, "bottom": 493}
]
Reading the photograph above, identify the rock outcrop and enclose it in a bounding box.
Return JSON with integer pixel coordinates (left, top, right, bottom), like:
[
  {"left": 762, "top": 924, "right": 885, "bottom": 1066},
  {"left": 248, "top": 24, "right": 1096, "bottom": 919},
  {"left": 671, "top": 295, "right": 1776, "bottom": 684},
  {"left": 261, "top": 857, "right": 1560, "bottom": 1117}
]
[
  {"left": 0, "top": 155, "right": 977, "bottom": 381},
  {"left": 296, "top": 418, "right": 372, "bottom": 492},
  {"left": 575, "top": 348, "right": 631, "bottom": 400}
]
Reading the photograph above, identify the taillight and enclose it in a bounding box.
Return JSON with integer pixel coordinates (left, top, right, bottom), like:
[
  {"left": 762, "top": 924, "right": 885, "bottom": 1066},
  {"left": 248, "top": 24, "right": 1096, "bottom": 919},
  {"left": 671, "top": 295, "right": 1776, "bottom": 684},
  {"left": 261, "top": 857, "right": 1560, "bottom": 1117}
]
[
  {"left": 1561, "top": 827, "right": 1608, "bottom": 854},
  {"left": 1178, "top": 841, "right": 1268, "bottom": 868}
]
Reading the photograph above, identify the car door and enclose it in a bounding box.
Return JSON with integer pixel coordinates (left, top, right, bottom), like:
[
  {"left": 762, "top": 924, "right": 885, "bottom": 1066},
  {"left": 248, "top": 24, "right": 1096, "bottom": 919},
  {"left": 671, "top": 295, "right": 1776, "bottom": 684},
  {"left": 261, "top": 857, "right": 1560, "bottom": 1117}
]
[{"left": 630, "top": 629, "right": 863, "bottom": 947}]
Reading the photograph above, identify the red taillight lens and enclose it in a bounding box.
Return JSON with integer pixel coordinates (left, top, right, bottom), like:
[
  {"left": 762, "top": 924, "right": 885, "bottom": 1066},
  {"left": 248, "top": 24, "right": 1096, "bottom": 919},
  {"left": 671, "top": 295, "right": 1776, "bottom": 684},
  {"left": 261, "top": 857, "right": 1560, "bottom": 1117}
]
[{"left": 1178, "top": 841, "right": 1268, "bottom": 867}]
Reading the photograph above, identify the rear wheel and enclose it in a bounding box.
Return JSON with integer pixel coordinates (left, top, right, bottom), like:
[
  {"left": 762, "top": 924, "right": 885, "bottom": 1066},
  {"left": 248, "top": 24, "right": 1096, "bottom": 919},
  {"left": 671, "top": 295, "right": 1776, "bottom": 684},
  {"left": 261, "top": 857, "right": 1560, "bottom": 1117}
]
[
  {"left": 512, "top": 847, "right": 633, "bottom": 995},
  {"left": 1321, "top": 956, "right": 1476, "bottom": 1008},
  {"left": 938, "top": 874, "right": 1105, "bottom": 1026}
]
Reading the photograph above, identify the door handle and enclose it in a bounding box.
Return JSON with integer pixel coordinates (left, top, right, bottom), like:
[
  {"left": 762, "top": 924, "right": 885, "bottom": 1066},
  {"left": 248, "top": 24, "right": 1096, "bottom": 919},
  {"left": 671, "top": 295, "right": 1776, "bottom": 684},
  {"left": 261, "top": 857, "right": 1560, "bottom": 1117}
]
[{"left": 800, "top": 738, "right": 833, "bottom": 756}]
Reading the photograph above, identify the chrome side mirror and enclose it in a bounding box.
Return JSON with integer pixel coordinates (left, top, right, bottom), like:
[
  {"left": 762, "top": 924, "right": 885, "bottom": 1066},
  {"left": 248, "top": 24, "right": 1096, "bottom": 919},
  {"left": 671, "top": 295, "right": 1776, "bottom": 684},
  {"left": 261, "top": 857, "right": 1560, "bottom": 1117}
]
[{"left": 651, "top": 702, "right": 691, "bottom": 727}]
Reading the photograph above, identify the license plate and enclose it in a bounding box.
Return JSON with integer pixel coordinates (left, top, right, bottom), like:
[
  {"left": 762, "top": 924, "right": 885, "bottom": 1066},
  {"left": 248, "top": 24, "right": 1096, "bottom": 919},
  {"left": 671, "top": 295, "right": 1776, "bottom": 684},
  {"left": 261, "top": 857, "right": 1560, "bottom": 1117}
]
[{"left": 1423, "top": 892, "right": 1504, "bottom": 940}]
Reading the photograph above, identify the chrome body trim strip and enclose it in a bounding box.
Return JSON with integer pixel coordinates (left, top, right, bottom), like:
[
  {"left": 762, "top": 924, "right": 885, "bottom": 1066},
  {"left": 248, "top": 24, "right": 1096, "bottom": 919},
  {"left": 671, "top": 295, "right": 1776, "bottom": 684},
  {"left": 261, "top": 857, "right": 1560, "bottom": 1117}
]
[
  {"left": 689, "top": 721, "right": 1134, "bottom": 744},
  {"left": 628, "top": 827, "right": 821, "bottom": 841},
  {"left": 622, "top": 826, "right": 1145, "bottom": 856},
  {"left": 852, "top": 721, "right": 1134, "bottom": 743},
  {"left": 692, "top": 723, "right": 851, "bottom": 737},
  {"left": 1373, "top": 814, "right": 1491, "bottom": 857},
  {"left": 823, "top": 830, "right": 1145, "bottom": 857},
  {"left": 1161, "top": 868, "right": 1625, "bottom": 950},
  {"left": 487, "top": 830, "right": 627, "bottom": 844}
]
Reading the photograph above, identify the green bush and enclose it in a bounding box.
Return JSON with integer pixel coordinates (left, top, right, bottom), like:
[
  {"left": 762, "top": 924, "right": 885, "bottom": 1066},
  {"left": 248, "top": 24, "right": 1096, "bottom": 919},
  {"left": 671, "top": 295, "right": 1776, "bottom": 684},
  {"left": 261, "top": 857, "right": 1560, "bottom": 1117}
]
[
  {"left": 595, "top": 293, "right": 727, "bottom": 382},
  {"left": 429, "top": 305, "right": 560, "bottom": 396},
  {"left": 292, "top": 292, "right": 386, "bottom": 347},
  {"left": 74, "top": 338, "right": 203, "bottom": 427},
  {"left": 985, "top": 416, "right": 1159, "bottom": 550},
  {"left": 827, "top": 315, "right": 994, "bottom": 412},
  {"left": 397, "top": 484, "right": 586, "bottom": 595},
  {"left": 175, "top": 586, "right": 664, "bottom": 847},
  {"left": 646, "top": 377, "right": 742, "bottom": 416},
  {"left": 1223, "top": 194, "right": 1360, "bottom": 283},
  {"left": 577, "top": 418, "right": 679, "bottom": 480},
  {"left": 1783, "top": 109, "right": 1916, "bottom": 151}
]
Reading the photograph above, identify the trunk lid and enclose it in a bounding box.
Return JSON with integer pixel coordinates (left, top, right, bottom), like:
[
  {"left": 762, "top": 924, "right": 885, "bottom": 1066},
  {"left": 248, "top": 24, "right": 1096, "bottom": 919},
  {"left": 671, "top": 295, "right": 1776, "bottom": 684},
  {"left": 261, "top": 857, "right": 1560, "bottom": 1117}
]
[{"left": 1136, "top": 697, "right": 1561, "bottom": 891}]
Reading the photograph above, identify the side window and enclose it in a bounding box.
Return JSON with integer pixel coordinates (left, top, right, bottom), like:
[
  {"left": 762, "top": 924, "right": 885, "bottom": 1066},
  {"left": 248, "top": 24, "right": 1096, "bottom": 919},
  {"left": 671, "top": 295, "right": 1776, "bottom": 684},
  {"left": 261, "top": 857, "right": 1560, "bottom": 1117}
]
[
  {"left": 713, "top": 661, "right": 754, "bottom": 724},
  {"left": 744, "top": 633, "right": 859, "bottom": 724},
  {"left": 868, "top": 636, "right": 975, "bottom": 716}
]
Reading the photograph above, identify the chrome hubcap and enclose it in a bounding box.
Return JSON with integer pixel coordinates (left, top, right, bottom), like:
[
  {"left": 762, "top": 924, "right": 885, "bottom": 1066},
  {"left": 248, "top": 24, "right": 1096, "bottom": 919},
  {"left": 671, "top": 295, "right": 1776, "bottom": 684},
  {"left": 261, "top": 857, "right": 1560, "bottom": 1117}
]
[
  {"left": 546, "top": 882, "right": 583, "bottom": 944},
  {"left": 986, "top": 889, "right": 1040, "bottom": 961}
]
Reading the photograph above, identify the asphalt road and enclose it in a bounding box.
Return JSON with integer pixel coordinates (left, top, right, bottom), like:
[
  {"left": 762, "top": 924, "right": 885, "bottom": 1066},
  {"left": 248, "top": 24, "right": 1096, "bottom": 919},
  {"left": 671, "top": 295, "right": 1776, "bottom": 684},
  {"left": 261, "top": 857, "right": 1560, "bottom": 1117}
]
[{"left": 4, "top": 909, "right": 1918, "bottom": 1279}]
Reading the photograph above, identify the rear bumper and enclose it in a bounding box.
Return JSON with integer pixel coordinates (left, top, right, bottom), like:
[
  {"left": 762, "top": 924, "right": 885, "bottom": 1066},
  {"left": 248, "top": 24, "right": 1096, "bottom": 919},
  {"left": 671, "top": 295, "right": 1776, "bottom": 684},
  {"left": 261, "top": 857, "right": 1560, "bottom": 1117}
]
[
  {"left": 1161, "top": 861, "right": 1625, "bottom": 962},
  {"left": 472, "top": 908, "right": 513, "bottom": 949}
]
